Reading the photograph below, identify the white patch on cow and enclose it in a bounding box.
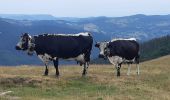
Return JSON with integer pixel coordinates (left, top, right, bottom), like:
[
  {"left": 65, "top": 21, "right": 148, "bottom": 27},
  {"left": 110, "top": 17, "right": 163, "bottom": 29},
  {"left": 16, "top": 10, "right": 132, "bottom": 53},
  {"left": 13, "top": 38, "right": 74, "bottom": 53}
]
[
  {"left": 108, "top": 56, "right": 123, "bottom": 75},
  {"left": 108, "top": 56, "right": 123, "bottom": 66},
  {"left": 53, "top": 57, "right": 57, "bottom": 60},
  {"left": 123, "top": 58, "right": 136, "bottom": 63},
  {"left": 38, "top": 53, "right": 52, "bottom": 64},
  {"left": 108, "top": 56, "right": 140, "bottom": 76},
  {"left": 28, "top": 34, "right": 32, "bottom": 39},
  {"left": 65, "top": 54, "right": 85, "bottom": 63},
  {"left": 108, "top": 56, "right": 136, "bottom": 65},
  {"left": 111, "top": 38, "right": 136, "bottom": 42},
  {"left": 37, "top": 32, "right": 90, "bottom": 37},
  {"left": 75, "top": 32, "right": 90, "bottom": 36}
]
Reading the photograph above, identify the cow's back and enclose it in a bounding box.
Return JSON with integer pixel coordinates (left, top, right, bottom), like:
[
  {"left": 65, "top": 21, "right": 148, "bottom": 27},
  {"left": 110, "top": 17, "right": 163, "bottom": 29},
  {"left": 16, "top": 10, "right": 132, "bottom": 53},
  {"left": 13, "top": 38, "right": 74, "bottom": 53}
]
[{"left": 34, "top": 35, "right": 93, "bottom": 59}]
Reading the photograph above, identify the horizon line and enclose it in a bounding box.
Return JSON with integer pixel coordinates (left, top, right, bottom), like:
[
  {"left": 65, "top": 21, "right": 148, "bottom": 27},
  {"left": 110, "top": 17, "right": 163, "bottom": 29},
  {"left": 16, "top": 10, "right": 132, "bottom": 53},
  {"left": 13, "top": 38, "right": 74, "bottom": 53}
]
[{"left": 0, "top": 13, "right": 170, "bottom": 18}]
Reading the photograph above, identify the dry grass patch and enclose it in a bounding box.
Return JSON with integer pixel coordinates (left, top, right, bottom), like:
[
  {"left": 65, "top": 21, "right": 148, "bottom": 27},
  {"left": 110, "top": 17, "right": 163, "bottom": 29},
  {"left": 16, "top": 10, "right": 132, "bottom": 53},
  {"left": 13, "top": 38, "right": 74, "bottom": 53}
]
[{"left": 0, "top": 55, "right": 170, "bottom": 100}]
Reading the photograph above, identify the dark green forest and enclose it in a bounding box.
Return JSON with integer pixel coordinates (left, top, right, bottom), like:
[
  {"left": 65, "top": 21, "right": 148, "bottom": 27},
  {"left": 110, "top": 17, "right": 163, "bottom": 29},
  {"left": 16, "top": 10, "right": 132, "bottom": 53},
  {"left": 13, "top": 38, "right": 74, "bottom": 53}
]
[{"left": 140, "top": 35, "right": 170, "bottom": 61}]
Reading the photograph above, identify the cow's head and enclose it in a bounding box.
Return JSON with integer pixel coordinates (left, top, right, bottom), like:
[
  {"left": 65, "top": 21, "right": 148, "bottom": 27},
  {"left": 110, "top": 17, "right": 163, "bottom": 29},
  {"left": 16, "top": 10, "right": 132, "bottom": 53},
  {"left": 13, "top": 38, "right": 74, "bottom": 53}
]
[
  {"left": 95, "top": 42, "right": 110, "bottom": 59},
  {"left": 15, "top": 33, "right": 35, "bottom": 55}
]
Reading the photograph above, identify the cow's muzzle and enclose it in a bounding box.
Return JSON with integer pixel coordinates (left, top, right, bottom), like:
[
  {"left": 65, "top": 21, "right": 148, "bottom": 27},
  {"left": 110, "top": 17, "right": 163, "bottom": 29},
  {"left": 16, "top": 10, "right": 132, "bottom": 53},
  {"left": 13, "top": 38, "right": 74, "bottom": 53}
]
[{"left": 15, "top": 46, "right": 22, "bottom": 50}]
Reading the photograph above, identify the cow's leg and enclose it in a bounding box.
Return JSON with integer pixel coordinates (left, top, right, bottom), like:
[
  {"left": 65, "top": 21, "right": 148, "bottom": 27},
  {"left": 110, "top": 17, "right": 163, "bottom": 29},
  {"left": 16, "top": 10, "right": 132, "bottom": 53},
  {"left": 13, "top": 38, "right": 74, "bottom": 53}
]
[
  {"left": 113, "top": 64, "right": 117, "bottom": 76},
  {"left": 115, "top": 64, "right": 121, "bottom": 77},
  {"left": 113, "top": 64, "right": 118, "bottom": 76},
  {"left": 53, "top": 59, "right": 59, "bottom": 77},
  {"left": 117, "top": 64, "right": 121, "bottom": 77},
  {"left": 86, "top": 62, "right": 89, "bottom": 69},
  {"left": 127, "top": 64, "right": 131, "bottom": 75},
  {"left": 44, "top": 64, "right": 49, "bottom": 76},
  {"left": 82, "top": 62, "right": 88, "bottom": 76},
  {"left": 135, "top": 55, "right": 140, "bottom": 75},
  {"left": 38, "top": 55, "right": 50, "bottom": 76},
  {"left": 136, "top": 64, "right": 140, "bottom": 75}
]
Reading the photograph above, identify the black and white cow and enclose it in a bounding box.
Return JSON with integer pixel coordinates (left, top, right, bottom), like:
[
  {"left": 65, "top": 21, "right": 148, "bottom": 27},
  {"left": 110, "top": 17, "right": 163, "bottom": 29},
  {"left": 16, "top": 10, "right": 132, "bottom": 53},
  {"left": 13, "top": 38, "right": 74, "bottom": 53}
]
[
  {"left": 95, "top": 38, "right": 140, "bottom": 77},
  {"left": 15, "top": 32, "right": 93, "bottom": 77}
]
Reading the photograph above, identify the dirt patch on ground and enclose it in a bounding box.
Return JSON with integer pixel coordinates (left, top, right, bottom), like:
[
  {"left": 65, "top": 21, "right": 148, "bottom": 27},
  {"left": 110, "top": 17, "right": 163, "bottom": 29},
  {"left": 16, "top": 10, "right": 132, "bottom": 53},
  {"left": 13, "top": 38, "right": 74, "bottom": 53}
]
[{"left": 0, "top": 77, "right": 43, "bottom": 87}]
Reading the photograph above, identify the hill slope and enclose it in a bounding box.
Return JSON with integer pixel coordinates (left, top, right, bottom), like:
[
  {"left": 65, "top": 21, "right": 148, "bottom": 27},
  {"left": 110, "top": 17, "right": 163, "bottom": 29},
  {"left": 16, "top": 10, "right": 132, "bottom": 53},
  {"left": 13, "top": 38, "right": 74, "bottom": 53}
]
[
  {"left": 142, "top": 54, "right": 170, "bottom": 65},
  {"left": 0, "top": 55, "right": 170, "bottom": 100},
  {"left": 0, "top": 14, "right": 57, "bottom": 20}
]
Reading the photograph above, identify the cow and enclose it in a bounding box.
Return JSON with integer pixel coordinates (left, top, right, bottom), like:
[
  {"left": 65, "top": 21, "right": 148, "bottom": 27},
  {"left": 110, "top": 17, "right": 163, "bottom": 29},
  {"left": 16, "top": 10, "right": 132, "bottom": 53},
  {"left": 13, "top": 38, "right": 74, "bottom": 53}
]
[
  {"left": 15, "top": 32, "right": 93, "bottom": 77},
  {"left": 95, "top": 38, "right": 140, "bottom": 77}
]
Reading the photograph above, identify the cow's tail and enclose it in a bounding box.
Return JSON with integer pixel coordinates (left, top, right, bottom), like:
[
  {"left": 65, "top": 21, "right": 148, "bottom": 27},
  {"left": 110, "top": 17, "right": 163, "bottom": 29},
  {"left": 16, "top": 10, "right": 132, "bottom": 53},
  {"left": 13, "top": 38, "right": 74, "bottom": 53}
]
[
  {"left": 135, "top": 41, "right": 140, "bottom": 64},
  {"left": 84, "top": 46, "right": 92, "bottom": 63},
  {"left": 84, "top": 37, "right": 93, "bottom": 63}
]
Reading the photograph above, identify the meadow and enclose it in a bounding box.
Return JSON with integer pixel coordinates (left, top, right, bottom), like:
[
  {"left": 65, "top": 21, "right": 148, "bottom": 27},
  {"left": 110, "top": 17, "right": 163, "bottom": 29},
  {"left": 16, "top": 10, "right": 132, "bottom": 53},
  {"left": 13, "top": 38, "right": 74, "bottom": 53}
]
[{"left": 0, "top": 55, "right": 170, "bottom": 100}]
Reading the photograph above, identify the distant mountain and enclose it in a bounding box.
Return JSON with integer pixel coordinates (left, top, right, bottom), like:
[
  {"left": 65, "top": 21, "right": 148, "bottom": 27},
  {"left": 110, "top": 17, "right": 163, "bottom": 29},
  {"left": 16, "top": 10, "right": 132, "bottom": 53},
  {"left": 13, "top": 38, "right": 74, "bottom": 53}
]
[
  {"left": 56, "top": 14, "right": 170, "bottom": 41},
  {"left": 76, "top": 15, "right": 170, "bottom": 41},
  {"left": 0, "top": 14, "right": 170, "bottom": 65},
  {"left": 0, "top": 14, "right": 57, "bottom": 20},
  {"left": 1, "top": 14, "right": 170, "bottom": 41},
  {"left": 59, "top": 14, "right": 170, "bottom": 41}
]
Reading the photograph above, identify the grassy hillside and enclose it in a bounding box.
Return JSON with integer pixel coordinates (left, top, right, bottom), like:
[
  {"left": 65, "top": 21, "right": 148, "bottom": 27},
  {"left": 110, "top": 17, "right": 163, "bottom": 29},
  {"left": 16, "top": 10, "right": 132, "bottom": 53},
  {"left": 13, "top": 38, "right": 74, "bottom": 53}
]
[{"left": 0, "top": 55, "right": 170, "bottom": 100}]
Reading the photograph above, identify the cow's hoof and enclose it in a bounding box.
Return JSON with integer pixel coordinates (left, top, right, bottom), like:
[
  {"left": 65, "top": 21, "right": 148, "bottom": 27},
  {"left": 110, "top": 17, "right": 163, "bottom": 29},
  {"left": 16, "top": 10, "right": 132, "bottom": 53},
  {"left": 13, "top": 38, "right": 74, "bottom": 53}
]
[
  {"left": 82, "top": 74, "right": 86, "bottom": 77},
  {"left": 117, "top": 73, "right": 120, "bottom": 77},
  {"left": 82, "top": 72, "right": 87, "bottom": 77},
  {"left": 117, "top": 74, "right": 120, "bottom": 77},
  {"left": 44, "top": 70, "right": 48, "bottom": 76},
  {"left": 56, "top": 75, "right": 60, "bottom": 78}
]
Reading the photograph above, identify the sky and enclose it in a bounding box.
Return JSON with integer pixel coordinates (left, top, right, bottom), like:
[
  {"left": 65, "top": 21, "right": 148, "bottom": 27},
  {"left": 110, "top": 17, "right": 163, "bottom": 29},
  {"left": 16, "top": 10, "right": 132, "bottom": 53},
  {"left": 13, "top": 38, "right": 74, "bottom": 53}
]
[{"left": 0, "top": 0, "right": 170, "bottom": 17}]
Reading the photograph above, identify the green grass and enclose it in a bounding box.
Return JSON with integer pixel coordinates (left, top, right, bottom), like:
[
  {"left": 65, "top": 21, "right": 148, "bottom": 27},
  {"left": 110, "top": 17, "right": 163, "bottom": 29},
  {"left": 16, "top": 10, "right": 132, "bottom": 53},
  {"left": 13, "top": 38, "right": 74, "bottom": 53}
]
[
  {"left": 0, "top": 55, "right": 170, "bottom": 100},
  {"left": 0, "top": 76, "right": 117, "bottom": 100}
]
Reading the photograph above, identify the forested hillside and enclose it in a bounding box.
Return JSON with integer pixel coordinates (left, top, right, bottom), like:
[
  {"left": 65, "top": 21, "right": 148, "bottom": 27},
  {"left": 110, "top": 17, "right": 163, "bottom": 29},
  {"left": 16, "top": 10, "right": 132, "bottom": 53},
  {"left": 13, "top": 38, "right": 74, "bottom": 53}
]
[{"left": 140, "top": 35, "right": 170, "bottom": 61}]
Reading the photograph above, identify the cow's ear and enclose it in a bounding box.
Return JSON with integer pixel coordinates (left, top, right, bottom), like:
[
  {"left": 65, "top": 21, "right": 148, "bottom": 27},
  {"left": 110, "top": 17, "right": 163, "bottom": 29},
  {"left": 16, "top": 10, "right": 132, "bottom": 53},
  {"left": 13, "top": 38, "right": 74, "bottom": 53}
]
[{"left": 95, "top": 43, "right": 99, "bottom": 47}]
